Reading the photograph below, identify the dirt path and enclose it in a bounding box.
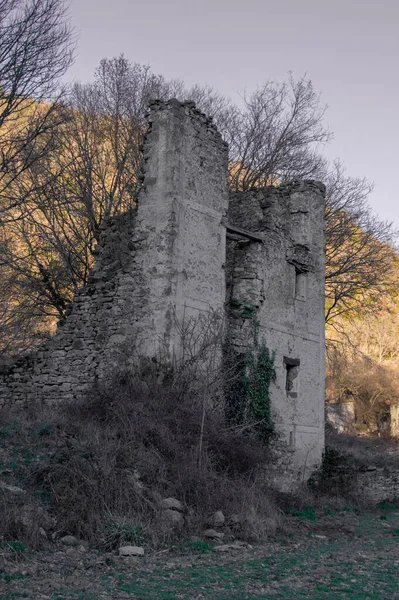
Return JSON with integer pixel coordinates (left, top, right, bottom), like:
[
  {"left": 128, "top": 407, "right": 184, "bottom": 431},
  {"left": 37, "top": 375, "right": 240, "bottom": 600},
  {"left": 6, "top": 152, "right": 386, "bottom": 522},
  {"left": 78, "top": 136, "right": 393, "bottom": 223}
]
[{"left": 1, "top": 508, "right": 399, "bottom": 599}]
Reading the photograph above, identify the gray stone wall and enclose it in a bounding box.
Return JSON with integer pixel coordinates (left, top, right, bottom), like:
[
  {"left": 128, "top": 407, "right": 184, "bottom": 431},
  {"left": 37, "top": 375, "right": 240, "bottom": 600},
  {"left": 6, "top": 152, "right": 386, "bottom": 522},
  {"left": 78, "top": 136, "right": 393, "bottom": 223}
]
[
  {"left": 226, "top": 181, "right": 326, "bottom": 484},
  {"left": 0, "top": 99, "right": 228, "bottom": 404}
]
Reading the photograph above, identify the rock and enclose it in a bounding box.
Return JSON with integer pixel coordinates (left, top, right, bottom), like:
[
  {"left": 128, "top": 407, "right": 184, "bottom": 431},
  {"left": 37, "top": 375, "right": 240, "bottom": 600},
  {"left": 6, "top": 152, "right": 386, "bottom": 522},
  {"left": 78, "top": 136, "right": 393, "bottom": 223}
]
[
  {"left": 203, "top": 529, "right": 224, "bottom": 541},
  {"left": 60, "top": 535, "right": 79, "bottom": 547},
  {"left": 163, "top": 509, "right": 184, "bottom": 527},
  {"left": 161, "top": 497, "right": 184, "bottom": 512},
  {"left": 119, "top": 545, "right": 145, "bottom": 557},
  {"left": 12, "top": 504, "right": 55, "bottom": 536},
  {"left": 210, "top": 510, "right": 225, "bottom": 527},
  {"left": 38, "top": 527, "right": 48, "bottom": 540},
  {"left": 229, "top": 514, "right": 241, "bottom": 526}
]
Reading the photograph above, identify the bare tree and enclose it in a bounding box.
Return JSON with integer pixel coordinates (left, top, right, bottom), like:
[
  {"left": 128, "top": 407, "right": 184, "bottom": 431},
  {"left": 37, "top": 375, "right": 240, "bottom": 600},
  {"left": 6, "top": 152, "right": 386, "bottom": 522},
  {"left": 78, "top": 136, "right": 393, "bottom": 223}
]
[
  {"left": 321, "top": 160, "right": 397, "bottom": 325},
  {"left": 1, "top": 54, "right": 397, "bottom": 355},
  {"left": 225, "top": 75, "right": 331, "bottom": 191},
  {"left": 0, "top": 57, "right": 188, "bottom": 343},
  {"left": 0, "top": 0, "right": 74, "bottom": 217}
]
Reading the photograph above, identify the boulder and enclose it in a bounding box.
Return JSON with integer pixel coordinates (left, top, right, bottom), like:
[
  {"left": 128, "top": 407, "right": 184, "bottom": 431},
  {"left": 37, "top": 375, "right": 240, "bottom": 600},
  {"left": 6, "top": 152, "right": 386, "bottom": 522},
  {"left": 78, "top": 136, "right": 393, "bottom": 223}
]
[
  {"left": 209, "top": 510, "right": 225, "bottom": 527},
  {"left": 119, "top": 545, "right": 145, "bottom": 557},
  {"left": 161, "top": 497, "right": 184, "bottom": 512},
  {"left": 60, "top": 535, "right": 79, "bottom": 547},
  {"left": 163, "top": 509, "right": 184, "bottom": 527},
  {"left": 203, "top": 529, "right": 224, "bottom": 541}
]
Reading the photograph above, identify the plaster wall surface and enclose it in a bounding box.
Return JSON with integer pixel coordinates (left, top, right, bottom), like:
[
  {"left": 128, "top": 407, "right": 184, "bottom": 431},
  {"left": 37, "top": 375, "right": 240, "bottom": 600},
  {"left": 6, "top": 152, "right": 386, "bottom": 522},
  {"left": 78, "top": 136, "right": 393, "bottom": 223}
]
[{"left": 227, "top": 182, "right": 326, "bottom": 483}]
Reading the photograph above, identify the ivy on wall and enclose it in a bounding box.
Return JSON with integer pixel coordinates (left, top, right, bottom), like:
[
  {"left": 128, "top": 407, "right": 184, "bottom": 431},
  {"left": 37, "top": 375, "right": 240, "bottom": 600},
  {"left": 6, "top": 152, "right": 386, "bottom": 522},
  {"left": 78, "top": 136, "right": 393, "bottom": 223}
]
[{"left": 225, "top": 299, "right": 276, "bottom": 443}]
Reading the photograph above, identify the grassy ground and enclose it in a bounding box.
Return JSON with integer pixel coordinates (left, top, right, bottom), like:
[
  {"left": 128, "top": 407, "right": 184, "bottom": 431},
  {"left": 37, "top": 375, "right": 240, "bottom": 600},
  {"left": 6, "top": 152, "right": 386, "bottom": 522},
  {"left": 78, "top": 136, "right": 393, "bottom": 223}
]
[
  {"left": 1, "top": 504, "right": 399, "bottom": 599},
  {"left": 1, "top": 369, "right": 399, "bottom": 599}
]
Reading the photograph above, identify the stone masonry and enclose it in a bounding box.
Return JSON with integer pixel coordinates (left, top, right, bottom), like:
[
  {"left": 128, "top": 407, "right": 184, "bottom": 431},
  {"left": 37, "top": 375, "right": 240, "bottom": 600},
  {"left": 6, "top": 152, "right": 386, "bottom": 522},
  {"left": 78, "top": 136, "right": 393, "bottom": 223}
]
[
  {"left": 0, "top": 99, "right": 326, "bottom": 484},
  {"left": 226, "top": 183, "right": 326, "bottom": 484}
]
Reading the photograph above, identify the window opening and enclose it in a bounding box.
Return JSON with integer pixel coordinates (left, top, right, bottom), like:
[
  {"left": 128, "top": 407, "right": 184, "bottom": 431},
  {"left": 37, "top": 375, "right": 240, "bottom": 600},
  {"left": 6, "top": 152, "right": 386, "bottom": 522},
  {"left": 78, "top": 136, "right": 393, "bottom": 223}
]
[{"left": 284, "top": 357, "right": 300, "bottom": 397}]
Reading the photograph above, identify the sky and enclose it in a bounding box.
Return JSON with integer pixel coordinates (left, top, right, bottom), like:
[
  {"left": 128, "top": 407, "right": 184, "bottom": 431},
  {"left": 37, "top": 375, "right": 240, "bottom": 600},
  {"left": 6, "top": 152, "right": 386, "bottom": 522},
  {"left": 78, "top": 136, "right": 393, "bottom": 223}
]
[{"left": 66, "top": 0, "right": 399, "bottom": 228}]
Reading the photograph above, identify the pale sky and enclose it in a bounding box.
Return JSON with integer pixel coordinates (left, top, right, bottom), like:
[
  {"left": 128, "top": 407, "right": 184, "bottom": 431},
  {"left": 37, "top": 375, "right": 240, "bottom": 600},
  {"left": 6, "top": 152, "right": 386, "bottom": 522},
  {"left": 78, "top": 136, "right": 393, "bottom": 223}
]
[{"left": 66, "top": 0, "right": 399, "bottom": 228}]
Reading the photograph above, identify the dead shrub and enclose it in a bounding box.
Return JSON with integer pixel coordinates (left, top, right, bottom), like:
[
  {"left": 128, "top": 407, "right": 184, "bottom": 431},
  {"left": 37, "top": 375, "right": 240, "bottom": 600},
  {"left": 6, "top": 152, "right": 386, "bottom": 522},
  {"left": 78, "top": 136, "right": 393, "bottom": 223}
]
[{"left": 0, "top": 361, "right": 278, "bottom": 549}]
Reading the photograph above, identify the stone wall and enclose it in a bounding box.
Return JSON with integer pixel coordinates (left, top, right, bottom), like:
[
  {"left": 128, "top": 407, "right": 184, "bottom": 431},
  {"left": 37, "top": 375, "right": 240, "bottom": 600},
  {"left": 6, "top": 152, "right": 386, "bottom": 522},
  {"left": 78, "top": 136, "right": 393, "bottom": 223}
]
[
  {"left": 358, "top": 469, "right": 399, "bottom": 503},
  {"left": 0, "top": 99, "right": 228, "bottom": 404},
  {"left": 226, "top": 182, "right": 326, "bottom": 484}
]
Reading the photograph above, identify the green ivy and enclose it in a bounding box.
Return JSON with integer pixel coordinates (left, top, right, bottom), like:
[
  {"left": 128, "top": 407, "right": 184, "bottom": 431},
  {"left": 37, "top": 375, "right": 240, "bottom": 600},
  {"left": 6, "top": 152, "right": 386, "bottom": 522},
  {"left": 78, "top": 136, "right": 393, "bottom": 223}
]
[
  {"left": 244, "top": 343, "right": 276, "bottom": 442},
  {"left": 230, "top": 298, "right": 257, "bottom": 319},
  {"left": 225, "top": 300, "right": 276, "bottom": 443}
]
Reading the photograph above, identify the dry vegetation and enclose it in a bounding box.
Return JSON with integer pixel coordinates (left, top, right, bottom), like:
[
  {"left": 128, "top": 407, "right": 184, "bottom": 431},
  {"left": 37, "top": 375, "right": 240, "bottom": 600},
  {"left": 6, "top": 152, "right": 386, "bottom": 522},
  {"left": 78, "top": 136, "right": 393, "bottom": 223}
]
[
  {"left": 1, "top": 359, "right": 398, "bottom": 559},
  {"left": 0, "top": 362, "right": 282, "bottom": 552}
]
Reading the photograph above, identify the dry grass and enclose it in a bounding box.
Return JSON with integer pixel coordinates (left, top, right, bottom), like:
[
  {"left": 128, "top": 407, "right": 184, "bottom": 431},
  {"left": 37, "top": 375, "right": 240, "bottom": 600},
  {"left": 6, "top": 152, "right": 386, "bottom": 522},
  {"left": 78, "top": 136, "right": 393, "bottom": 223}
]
[{"left": 0, "top": 363, "right": 280, "bottom": 550}]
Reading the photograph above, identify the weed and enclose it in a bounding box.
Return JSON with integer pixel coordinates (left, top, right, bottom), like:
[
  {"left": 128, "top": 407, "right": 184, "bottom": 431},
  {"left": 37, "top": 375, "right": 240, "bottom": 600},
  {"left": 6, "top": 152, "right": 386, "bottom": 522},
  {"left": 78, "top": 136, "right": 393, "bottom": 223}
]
[
  {"left": 4, "top": 540, "right": 26, "bottom": 555},
  {"left": 35, "top": 422, "right": 52, "bottom": 437},
  {"left": 0, "top": 421, "right": 18, "bottom": 439},
  {"left": 100, "top": 517, "right": 145, "bottom": 551},
  {"left": 0, "top": 569, "right": 12, "bottom": 582},
  {"left": 377, "top": 500, "right": 398, "bottom": 512},
  {"left": 284, "top": 506, "right": 316, "bottom": 521},
  {"left": 183, "top": 539, "right": 213, "bottom": 553},
  {"left": 0, "top": 362, "right": 277, "bottom": 549}
]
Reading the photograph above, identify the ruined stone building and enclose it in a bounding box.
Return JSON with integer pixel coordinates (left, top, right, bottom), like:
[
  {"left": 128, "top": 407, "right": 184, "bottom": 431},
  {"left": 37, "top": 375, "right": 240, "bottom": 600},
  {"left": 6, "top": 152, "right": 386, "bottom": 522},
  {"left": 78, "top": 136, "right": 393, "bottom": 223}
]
[{"left": 0, "top": 100, "right": 326, "bottom": 484}]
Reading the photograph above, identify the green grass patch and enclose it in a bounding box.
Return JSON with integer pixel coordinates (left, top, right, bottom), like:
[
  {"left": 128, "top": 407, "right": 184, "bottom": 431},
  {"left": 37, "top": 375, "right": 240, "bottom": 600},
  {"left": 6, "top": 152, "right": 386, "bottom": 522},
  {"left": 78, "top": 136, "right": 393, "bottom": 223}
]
[
  {"left": 284, "top": 506, "right": 316, "bottom": 521},
  {"left": 182, "top": 539, "right": 213, "bottom": 553}
]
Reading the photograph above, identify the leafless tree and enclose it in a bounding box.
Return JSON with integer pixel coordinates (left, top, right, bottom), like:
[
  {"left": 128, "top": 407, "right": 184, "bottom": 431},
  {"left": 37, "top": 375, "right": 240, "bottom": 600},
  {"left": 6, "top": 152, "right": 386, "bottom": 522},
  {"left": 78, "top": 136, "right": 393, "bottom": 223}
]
[
  {"left": 0, "top": 57, "right": 189, "bottom": 345},
  {"left": 0, "top": 0, "right": 74, "bottom": 217},
  {"left": 321, "top": 160, "right": 397, "bottom": 325},
  {"left": 225, "top": 75, "right": 331, "bottom": 191},
  {"left": 1, "top": 54, "right": 397, "bottom": 355}
]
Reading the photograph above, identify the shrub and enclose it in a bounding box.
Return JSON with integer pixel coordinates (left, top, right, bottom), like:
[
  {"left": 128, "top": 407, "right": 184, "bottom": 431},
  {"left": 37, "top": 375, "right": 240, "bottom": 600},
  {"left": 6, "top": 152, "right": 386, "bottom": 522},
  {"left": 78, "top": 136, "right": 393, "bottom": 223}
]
[{"left": 0, "top": 361, "right": 279, "bottom": 549}]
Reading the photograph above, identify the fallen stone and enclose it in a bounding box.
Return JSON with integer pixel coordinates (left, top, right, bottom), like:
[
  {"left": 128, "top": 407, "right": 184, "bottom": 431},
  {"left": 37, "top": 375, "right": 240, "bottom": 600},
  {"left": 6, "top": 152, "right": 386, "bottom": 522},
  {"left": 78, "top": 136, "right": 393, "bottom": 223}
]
[
  {"left": 60, "top": 535, "right": 79, "bottom": 547},
  {"left": 119, "top": 545, "right": 145, "bottom": 557},
  {"left": 214, "top": 541, "right": 250, "bottom": 552},
  {"left": 203, "top": 529, "right": 224, "bottom": 541},
  {"left": 161, "top": 497, "right": 184, "bottom": 512},
  {"left": 163, "top": 508, "right": 184, "bottom": 527},
  {"left": 210, "top": 510, "right": 225, "bottom": 527}
]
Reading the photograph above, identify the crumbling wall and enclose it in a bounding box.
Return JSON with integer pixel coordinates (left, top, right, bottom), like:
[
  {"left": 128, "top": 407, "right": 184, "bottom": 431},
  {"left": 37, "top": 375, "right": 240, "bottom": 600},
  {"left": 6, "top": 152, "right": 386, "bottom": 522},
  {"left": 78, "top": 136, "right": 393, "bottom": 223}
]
[
  {"left": 0, "top": 100, "right": 229, "bottom": 405},
  {"left": 0, "top": 99, "right": 327, "bottom": 488},
  {"left": 0, "top": 212, "right": 137, "bottom": 404},
  {"left": 226, "top": 181, "right": 326, "bottom": 484}
]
